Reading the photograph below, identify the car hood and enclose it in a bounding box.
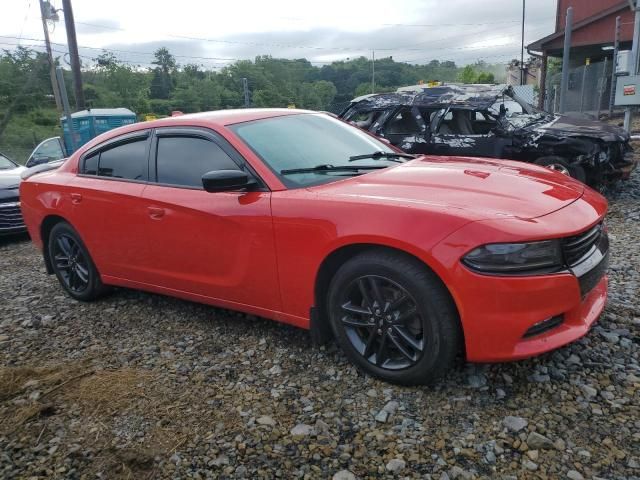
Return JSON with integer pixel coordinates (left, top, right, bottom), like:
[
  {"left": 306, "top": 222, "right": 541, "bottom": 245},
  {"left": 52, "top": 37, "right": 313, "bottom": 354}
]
[
  {"left": 311, "top": 157, "right": 585, "bottom": 221},
  {"left": 0, "top": 165, "right": 26, "bottom": 189},
  {"left": 515, "top": 113, "right": 629, "bottom": 142}
]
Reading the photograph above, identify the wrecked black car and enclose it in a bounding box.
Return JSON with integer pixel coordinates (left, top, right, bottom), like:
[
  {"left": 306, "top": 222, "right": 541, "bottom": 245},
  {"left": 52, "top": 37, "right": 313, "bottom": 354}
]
[{"left": 339, "top": 84, "right": 636, "bottom": 186}]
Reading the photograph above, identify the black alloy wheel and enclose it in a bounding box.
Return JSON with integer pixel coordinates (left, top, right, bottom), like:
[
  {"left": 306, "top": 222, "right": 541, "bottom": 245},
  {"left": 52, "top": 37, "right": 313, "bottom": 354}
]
[
  {"left": 48, "top": 222, "right": 107, "bottom": 301},
  {"left": 52, "top": 233, "right": 90, "bottom": 293},
  {"left": 327, "top": 249, "right": 461, "bottom": 385},
  {"left": 339, "top": 275, "right": 424, "bottom": 370}
]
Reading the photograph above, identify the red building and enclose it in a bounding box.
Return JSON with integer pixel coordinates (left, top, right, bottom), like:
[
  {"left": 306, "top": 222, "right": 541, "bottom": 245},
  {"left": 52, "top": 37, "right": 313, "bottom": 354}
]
[{"left": 528, "top": 0, "right": 635, "bottom": 108}]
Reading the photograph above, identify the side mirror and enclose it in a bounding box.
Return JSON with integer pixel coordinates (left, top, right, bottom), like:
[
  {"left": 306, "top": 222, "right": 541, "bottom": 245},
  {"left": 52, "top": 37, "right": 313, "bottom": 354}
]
[{"left": 202, "top": 170, "right": 256, "bottom": 193}]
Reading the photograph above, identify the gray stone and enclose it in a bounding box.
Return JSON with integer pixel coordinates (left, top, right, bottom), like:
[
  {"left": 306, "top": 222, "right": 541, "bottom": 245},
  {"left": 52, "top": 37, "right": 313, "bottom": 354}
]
[
  {"left": 566, "top": 470, "right": 584, "bottom": 480},
  {"left": 526, "top": 432, "right": 554, "bottom": 450},
  {"left": 580, "top": 384, "right": 598, "bottom": 398},
  {"left": 385, "top": 458, "right": 406, "bottom": 473},
  {"left": 502, "top": 416, "right": 528, "bottom": 432},
  {"left": 256, "top": 415, "right": 276, "bottom": 426},
  {"left": 290, "top": 424, "right": 314, "bottom": 436},
  {"left": 332, "top": 470, "right": 356, "bottom": 480}
]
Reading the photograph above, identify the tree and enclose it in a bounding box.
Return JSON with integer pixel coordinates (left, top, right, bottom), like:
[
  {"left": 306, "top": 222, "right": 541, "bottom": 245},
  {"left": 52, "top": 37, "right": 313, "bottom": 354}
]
[
  {"left": 458, "top": 65, "right": 478, "bottom": 84},
  {"left": 476, "top": 72, "right": 495, "bottom": 84},
  {"left": 150, "top": 47, "right": 176, "bottom": 99}
]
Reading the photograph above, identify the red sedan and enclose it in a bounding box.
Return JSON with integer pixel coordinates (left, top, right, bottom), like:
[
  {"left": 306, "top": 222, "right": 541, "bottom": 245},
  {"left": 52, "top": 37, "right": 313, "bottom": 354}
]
[{"left": 20, "top": 109, "right": 609, "bottom": 385}]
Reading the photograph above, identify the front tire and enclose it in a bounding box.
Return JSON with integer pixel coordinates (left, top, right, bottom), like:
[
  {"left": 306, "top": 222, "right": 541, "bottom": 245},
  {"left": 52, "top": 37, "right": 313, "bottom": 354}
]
[
  {"left": 48, "top": 222, "right": 107, "bottom": 301},
  {"left": 327, "top": 249, "right": 461, "bottom": 385}
]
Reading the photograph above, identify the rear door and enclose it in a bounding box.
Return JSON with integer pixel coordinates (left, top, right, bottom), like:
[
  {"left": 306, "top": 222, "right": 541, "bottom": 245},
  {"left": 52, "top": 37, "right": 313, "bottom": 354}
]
[
  {"left": 378, "top": 106, "right": 429, "bottom": 153},
  {"left": 429, "top": 108, "right": 511, "bottom": 158},
  {"left": 140, "top": 127, "right": 281, "bottom": 311},
  {"left": 66, "top": 130, "right": 152, "bottom": 280}
]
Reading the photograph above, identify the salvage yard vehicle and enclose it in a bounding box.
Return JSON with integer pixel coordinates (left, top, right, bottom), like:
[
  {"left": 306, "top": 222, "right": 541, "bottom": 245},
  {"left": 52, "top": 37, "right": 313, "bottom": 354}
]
[
  {"left": 20, "top": 109, "right": 609, "bottom": 384},
  {"left": 339, "top": 84, "right": 636, "bottom": 187},
  {"left": 0, "top": 151, "right": 26, "bottom": 235}
]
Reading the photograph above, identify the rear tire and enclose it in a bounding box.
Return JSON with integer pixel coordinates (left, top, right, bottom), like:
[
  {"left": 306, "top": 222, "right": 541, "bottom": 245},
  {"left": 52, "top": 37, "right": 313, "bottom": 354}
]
[
  {"left": 48, "top": 222, "right": 107, "bottom": 301},
  {"left": 327, "top": 249, "right": 461, "bottom": 385},
  {"left": 534, "top": 156, "right": 586, "bottom": 183}
]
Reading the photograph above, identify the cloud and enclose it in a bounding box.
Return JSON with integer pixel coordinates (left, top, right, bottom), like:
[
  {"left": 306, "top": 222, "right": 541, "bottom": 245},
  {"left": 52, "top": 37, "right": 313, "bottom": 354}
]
[{"left": 2, "top": 0, "right": 557, "bottom": 68}]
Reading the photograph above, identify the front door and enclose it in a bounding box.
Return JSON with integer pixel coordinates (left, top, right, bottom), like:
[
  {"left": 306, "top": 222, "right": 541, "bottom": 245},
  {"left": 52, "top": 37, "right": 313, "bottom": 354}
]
[{"left": 140, "top": 127, "right": 281, "bottom": 312}]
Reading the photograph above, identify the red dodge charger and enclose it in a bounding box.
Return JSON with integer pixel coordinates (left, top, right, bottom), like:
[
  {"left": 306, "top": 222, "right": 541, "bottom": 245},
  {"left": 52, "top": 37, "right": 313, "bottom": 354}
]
[{"left": 20, "top": 109, "right": 609, "bottom": 384}]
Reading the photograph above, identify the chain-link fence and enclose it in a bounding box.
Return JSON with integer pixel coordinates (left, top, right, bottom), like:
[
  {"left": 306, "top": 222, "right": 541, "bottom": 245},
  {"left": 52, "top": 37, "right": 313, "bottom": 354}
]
[{"left": 544, "top": 60, "right": 614, "bottom": 115}]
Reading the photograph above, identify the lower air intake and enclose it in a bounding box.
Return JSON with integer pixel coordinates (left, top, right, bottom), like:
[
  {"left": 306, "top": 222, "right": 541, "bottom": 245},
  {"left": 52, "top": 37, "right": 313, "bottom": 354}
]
[{"left": 523, "top": 315, "right": 564, "bottom": 339}]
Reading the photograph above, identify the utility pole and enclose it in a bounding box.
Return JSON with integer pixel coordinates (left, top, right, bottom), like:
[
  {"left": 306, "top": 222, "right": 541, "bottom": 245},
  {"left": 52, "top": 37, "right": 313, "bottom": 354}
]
[
  {"left": 61, "top": 0, "right": 85, "bottom": 110},
  {"left": 624, "top": 1, "right": 640, "bottom": 132},
  {"left": 609, "top": 16, "right": 621, "bottom": 116},
  {"left": 520, "top": 0, "right": 526, "bottom": 85},
  {"left": 371, "top": 50, "right": 375, "bottom": 94},
  {"left": 559, "top": 7, "right": 573, "bottom": 114},
  {"left": 38, "top": 0, "right": 62, "bottom": 111},
  {"left": 56, "top": 67, "right": 77, "bottom": 152},
  {"left": 242, "top": 78, "right": 250, "bottom": 107}
]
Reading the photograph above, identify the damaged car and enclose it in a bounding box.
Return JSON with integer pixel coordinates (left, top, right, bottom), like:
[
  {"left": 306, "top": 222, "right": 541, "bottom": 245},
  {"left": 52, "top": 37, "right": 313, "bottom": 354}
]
[{"left": 339, "top": 84, "right": 636, "bottom": 186}]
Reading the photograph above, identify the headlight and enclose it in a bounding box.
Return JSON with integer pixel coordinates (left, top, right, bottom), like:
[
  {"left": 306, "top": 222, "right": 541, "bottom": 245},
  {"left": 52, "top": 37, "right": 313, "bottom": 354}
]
[{"left": 463, "top": 240, "right": 563, "bottom": 275}]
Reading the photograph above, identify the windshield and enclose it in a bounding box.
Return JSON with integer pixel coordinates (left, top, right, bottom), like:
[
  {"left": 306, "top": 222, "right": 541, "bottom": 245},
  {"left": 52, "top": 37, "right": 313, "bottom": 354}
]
[
  {"left": 0, "top": 154, "right": 17, "bottom": 170},
  {"left": 230, "top": 113, "right": 398, "bottom": 188}
]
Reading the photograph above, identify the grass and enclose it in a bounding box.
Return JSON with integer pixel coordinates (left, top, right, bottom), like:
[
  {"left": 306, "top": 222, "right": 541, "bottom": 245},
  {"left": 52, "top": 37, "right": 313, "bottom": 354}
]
[{"left": 0, "top": 108, "right": 62, "bottom": 164}]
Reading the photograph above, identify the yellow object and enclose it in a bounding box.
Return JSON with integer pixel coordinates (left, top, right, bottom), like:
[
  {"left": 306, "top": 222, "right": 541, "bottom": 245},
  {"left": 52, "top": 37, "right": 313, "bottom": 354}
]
[
  {"left": 586, "top": 58, "right": 590, "bottom": 66},
  {"left": 144, "top": 115, "right": 158, "bottom": 121},
  {"left": 287, "top": 104, "right": 296, "bottom": 109}
]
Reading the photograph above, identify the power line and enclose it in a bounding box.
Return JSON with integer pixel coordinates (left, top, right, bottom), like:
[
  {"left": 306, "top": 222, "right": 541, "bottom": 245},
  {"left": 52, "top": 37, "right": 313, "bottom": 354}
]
[{"left": 17, "top": 0, "right": 33, "bottom": 45}]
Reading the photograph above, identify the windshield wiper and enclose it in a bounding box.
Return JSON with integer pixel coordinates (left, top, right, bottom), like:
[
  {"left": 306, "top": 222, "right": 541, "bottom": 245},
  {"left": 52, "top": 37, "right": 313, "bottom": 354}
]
[
  {"left": 348, "top": 151, "right": 415, "bottom": 162},
  {"left": 280, "top": 164, "right": 388, "bottom": 175}
]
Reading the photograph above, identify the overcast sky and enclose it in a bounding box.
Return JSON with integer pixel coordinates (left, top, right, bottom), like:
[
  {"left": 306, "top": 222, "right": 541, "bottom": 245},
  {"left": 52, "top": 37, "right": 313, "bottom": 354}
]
[{"left": 1, "top": 0, "right": 557, "bottom": 69}]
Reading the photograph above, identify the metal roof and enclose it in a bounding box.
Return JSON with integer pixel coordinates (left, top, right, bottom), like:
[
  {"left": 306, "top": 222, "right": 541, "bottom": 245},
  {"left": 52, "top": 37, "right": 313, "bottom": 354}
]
[{"left": 61, "top": 108, "right": 136, "bottom": 120}]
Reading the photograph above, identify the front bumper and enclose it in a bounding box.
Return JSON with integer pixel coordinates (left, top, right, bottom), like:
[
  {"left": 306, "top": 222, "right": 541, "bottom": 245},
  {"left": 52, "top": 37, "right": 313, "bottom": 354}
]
[
  {"left": 0, "top": 201, "right": 26, "bottom": 236},
  {"left": 430, "top": 188, "right": 609, "bottom": 362},
  {"left": 455, "top": 266, "right": 607, "bottom": 362}
]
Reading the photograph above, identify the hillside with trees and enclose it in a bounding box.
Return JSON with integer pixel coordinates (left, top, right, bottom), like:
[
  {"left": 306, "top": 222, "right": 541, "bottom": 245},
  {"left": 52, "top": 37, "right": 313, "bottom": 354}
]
[{"left": 0, "top": 46, "right": 502, "bottom": 162}]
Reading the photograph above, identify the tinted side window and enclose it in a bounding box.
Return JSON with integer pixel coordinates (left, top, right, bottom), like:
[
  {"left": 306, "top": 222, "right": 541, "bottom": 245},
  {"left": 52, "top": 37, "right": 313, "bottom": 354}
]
[
  {"left": 83, "top": 152, "right": 99, "bottom": 175},
  {"left": 156, "top": 136, "right": 239, "bottom": 188},
  {"left": 97, "top": 139, "right": 148, "bottom": 180}
]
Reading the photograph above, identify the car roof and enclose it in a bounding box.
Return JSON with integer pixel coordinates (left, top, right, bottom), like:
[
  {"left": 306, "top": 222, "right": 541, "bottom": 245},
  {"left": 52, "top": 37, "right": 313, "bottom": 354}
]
[
  {"left": 155, "top": 108, "right": 317, "bottom": 127},
  {"left": 348, "top": 84, "right": 508, "bottom": 111},
  {"left": 65, "top": 108, "right": 321, "bottom": 158}
]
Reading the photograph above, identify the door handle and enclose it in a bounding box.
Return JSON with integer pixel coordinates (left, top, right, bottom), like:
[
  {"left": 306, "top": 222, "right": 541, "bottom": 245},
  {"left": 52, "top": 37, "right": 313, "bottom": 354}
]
[
  {"left": 148, "top": 206, "right": 165, "bottom": 219},
  {"left": 70, "top": 193, "right": 82, "bottom": 204}
]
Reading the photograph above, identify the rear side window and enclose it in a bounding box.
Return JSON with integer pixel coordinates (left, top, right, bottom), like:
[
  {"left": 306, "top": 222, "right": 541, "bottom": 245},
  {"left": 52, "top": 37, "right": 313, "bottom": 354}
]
[
  {"left": 156, "top": 136, "right": 239, "bottom": 188},
  {"left": 97, "top": 139, "right": 148, "bottom": 180}
]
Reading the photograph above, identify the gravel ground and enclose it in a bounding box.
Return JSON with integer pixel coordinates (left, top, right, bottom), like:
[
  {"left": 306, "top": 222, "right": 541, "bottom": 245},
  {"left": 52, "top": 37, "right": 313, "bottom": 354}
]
[{"left": 1, "top": 170, "right": 639, "bottom": 480}]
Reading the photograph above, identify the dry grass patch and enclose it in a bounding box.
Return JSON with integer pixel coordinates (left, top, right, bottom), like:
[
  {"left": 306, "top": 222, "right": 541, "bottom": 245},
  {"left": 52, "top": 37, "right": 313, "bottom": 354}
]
[
  {"left": 0, "top": 365, "right": 64, "bottom": 401},
  {"left": 62, "top": 368, "right": 155, "bottom": 414}
]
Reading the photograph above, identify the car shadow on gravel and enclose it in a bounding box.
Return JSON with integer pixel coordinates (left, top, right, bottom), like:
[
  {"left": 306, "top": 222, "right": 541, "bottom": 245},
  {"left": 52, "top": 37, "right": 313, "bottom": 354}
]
[{"left": 0, "top": 232, "right": 30, "bottom": 248}]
